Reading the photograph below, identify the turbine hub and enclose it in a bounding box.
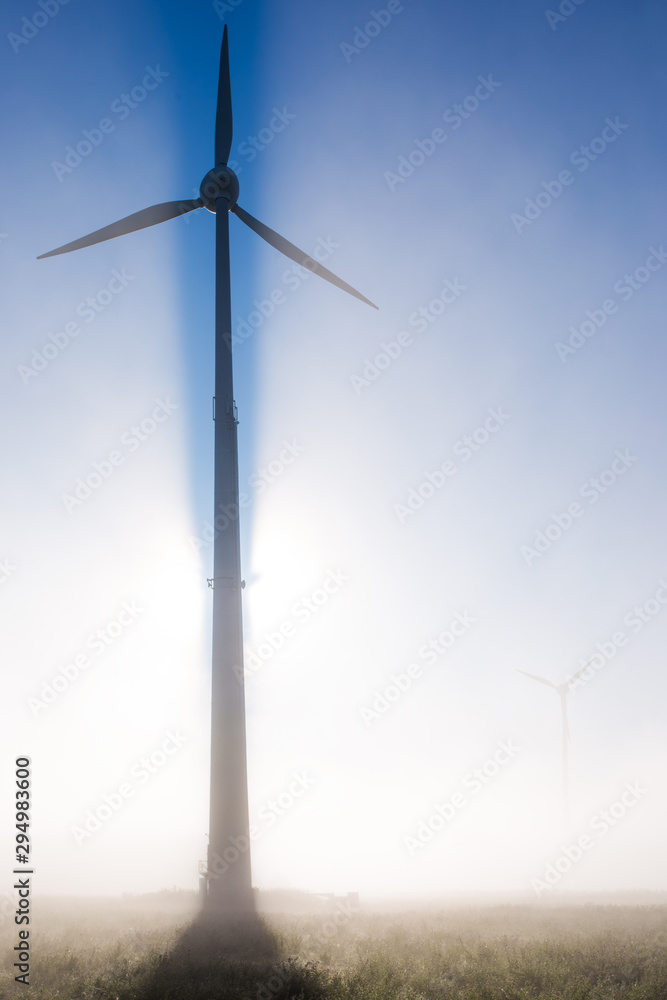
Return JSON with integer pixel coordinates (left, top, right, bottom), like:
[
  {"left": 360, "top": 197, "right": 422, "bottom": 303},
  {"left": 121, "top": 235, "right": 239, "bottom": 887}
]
[{"left": 199, "top": 166, "right": 239, "bottom": 212}]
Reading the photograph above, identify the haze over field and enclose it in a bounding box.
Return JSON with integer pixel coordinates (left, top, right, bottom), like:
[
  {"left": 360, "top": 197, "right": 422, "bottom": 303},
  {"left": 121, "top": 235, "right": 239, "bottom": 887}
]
[{"left": 2, "top": 0, "right": 666, "bottom": 904}]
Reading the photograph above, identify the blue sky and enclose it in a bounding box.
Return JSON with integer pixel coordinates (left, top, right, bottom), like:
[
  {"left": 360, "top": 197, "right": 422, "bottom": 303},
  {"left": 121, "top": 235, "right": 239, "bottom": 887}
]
[{"left": 2, "top": 0, "right": 667, "bottom": 901}]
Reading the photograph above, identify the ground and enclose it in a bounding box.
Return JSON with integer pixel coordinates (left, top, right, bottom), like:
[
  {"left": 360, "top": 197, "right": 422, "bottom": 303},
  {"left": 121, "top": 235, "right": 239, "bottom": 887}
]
[{"left": 1, "top": 893, "right": 666, "bottom": 999}]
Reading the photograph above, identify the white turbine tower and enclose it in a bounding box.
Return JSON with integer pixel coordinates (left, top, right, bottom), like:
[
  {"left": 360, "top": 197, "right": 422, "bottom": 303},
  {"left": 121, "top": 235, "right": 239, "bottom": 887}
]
[{"left": 517, "top": 660, "right": 594, "bottom": 829}]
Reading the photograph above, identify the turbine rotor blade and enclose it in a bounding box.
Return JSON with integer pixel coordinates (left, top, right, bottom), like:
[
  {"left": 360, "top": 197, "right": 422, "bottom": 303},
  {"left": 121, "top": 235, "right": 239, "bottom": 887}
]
[
  {"left": 215, "top": 25, "right": 233, "bottom": 166},
  {"left": 37, "top": 200, "right": 203, "bottom": 258},
  {"left": 515, "top": 669, "right": 558, "bottom": 690},
  {"left": 231, "top": 204, "right": 378, "bottom": 309}
]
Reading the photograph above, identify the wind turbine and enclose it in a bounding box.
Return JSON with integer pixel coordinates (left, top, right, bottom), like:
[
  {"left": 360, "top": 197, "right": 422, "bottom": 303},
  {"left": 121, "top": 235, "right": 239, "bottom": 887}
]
[
  {"left": 39, "top": 27, "right": 377, "bottom": 915},
  {"left": 516, "top": 660, "right": 593, "bottom": 829}
]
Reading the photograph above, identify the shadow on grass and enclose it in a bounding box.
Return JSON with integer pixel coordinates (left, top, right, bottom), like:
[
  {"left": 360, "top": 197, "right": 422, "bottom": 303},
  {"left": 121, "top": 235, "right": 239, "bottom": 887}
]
[{"left": 117, "top": 903, "right": 340, "bottom": 1000}]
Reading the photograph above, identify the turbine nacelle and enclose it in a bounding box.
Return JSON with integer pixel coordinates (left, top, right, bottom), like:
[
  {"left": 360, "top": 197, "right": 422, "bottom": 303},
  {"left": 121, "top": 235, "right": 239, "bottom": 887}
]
[
  {"left": 200, "top": 166, "right": 240, "bottom": 213},
  {"left": 37, "top": 24, "right": 378, "bottom": 295}
]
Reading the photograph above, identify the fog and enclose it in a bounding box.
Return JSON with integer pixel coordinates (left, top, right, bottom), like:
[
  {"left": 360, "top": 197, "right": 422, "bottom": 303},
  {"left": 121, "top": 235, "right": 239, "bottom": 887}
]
[{"left": 2, "top": 0, "right": 666, "bottom": 907}]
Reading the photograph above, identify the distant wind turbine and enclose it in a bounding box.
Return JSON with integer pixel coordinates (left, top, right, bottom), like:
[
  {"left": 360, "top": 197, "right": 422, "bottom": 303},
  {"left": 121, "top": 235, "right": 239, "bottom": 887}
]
[
  {"left": 516, "top": 661, "right": 593, "bottom": 829},
  {"left": 38, "top": 27, "right": 377, "bottom": 916}
]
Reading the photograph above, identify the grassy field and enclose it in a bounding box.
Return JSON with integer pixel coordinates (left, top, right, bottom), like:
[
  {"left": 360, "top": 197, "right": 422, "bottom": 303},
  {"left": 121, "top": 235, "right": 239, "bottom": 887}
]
[{"left": 1, "top": 894, "right": 666, "bottom": 999}]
